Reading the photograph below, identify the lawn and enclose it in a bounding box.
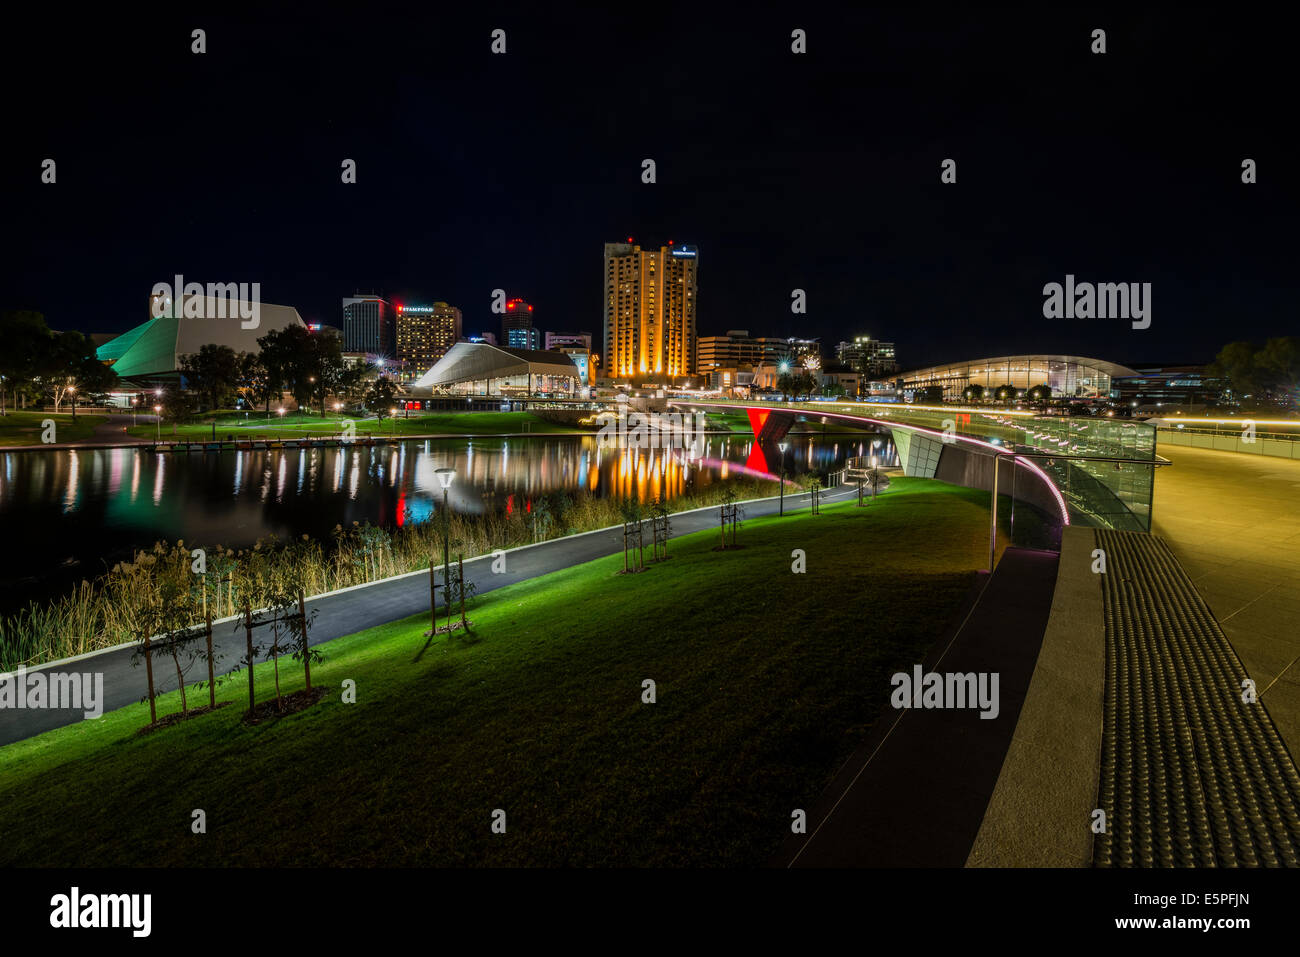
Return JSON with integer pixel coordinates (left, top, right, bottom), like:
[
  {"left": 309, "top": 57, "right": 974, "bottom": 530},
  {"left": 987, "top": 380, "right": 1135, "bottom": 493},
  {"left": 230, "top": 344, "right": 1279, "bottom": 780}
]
[
  {"left": 703, "top": 409, "right": 874, "bottom": 435},
  {"left": 0, "top": 410, "right": 107, "bottom": 446},
  {"left": 0, "top": 479, "right": 992, "bottom": 866},
  {"left": 126, "top": 409, "right": 586, "bottom": 441}
]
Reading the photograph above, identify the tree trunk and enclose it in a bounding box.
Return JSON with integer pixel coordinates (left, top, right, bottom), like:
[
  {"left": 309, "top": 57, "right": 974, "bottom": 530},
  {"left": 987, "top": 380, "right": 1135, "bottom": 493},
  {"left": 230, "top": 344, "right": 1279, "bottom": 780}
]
[
  {"left": 298, "top": 589, "right": 311, "bottom": 692},
  {"left": 144, "top": 635, "right": 157, "bottom": 725},
  {"left": 458, "top": 555, "right": 466, "bottom": 628},
  {"left": 172, "top": 646, "right": 188, "bottom": 715},
  {"left": 244, "top": 603, "right": 255, "bottom": 713},
  {"left": 205, "top": 612, "right": 215, "bottom": 709}
]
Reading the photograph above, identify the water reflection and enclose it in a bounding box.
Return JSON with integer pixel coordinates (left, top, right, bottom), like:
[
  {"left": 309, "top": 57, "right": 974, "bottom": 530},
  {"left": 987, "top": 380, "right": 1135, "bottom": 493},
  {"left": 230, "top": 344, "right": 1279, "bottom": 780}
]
[{"left": 0, "top": 433, "right": 895, "bottom": 609}]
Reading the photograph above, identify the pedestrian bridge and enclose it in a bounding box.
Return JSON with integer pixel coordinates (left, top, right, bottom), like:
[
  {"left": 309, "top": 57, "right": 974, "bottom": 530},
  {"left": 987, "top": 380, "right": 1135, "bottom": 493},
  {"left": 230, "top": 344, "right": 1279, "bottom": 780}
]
[{"left": 668, "top": 399, "right": 1165, "bottom": 539}]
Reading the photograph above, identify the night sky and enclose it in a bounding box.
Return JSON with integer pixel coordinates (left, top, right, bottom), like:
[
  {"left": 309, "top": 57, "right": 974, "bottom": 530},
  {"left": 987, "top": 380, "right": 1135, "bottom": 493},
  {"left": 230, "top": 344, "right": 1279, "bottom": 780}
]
[{"left": 4, "top": 6, "right": 1295, "bottom": 370}]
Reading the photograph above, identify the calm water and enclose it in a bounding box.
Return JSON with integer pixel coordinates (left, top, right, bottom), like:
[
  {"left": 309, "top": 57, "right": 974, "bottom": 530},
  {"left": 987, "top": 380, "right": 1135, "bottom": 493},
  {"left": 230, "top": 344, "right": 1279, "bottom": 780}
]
[{"left": 0, "top": 433, "right": 895, "bottom": 611}]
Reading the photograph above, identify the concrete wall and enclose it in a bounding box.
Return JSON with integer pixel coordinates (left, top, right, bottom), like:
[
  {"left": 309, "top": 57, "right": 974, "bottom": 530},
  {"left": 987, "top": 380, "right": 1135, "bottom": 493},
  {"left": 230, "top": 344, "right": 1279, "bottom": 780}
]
[{"left": 927, "top": 435, "right": 1064, "bottom": 523}]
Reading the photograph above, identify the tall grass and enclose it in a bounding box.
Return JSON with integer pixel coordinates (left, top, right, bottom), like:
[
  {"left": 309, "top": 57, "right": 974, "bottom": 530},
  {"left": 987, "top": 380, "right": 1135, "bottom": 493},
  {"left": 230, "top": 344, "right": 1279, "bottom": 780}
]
[{"left": 0, "top": 478, "right": 780, "bottom": 671}]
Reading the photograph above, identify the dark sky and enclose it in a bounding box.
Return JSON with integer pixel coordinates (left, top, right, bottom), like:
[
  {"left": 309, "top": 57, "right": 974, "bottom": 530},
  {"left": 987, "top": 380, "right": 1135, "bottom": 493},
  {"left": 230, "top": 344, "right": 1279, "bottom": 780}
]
[{"left": 4, "top": 6, "right": 1295, "bottom": 370}]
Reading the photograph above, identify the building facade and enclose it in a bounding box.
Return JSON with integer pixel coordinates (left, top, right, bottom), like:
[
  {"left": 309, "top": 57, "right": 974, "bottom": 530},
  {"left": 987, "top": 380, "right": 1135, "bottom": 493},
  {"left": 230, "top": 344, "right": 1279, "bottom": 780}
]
[
  {"left": 696, "top": 330, "right": 785, "bottom": 376},
  {"left": 603, "top": 241, "right": 698, "bottom": 381},
  {"left": 396, "top": 302, "right": 462, "bottom": 374},
  {"left": 545, "top": 331, "right": 592, "bottom": 352},
  {"left": 501, "top": 298, "right": 540, "bottom": 350},
  {"left": 836, "top": 336, "right": 899, "bottom": 378},
  {"left": 897, "top": 355, "right": 1138, "bottom": 402},
  {"left": 343, "top": 295, "right": 392, "bottom": 355}
]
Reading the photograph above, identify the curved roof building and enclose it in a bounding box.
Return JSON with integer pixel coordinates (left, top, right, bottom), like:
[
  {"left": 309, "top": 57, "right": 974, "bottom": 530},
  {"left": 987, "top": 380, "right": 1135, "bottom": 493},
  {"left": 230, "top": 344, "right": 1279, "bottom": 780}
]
[
  {"left": 98, "top": 296, "right": 306, "bottom": 380},
  {"left": 897, "top": 355, "right": 1138, "bottom": 401},
  {"left": 411, "top": 341, "right": 581, "bottom": 395}
]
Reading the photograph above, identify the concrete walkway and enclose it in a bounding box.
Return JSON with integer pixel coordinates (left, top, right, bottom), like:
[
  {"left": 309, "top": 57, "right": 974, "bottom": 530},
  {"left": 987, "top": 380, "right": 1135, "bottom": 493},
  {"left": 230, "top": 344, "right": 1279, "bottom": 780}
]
[
  {"left": 966, "top": 525, "right": 1104, "bottom": 867},
  {"left": 777, "top": 546, "right": 1060, "bottom": 867},
  {"left": 1152, "top": 445, "right": 1300, "bottom": 764}
]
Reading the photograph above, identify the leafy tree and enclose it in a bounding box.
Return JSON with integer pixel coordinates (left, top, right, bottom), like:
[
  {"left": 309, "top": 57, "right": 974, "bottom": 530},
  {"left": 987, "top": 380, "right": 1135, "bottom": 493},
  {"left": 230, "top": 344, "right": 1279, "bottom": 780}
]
[
  {"left": 0, "top": 311, "right": 53, "bottom": 414},
  {"left": 1207, "top": 341, "right": 1262, "bottom": 399},
  {"left": 39, "top": 331, "right": 104, "bottom": 414},
  {"left": 1256, "top": 336, "right": 1300, "bottom": 405},
  {"left": 365, "top": 375, "right": 398, "bottom": 418},
  {"left": 256, "top": 327, "right": 294, "bottom": 413},
  {"left": 1026, "top": 384, "right": 1051, "bottom": 402},
  {"left": 963, "top": 384, "right": 986, "bottom": 402},
  {"left": 235, "top": 351, "right": 269, "bottom": 410},
  {"left": 180, "top": 343, "right": 242, "bottom": 412},
  {"left": 992, "top": 383, "right": 1017, "bottom": 402},
  {"left": 159, "top": 385, "right": 197, "bottom": 433}
]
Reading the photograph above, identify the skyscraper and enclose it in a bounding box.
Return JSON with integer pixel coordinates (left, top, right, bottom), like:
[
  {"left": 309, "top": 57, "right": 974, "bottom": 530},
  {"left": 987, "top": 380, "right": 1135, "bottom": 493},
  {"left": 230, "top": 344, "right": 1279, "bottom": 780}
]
[
  {"left": 502, "top": 298, "right": 540, "bottom": 350},
  {"left": 342, "top": 295, "right": 392, "bottom": 355},
  {"left": 603, "top": 241, "right": 698, "bottom": 381},
  {"left": 396, "top": 302, "right": 463, "bottom": 373}
]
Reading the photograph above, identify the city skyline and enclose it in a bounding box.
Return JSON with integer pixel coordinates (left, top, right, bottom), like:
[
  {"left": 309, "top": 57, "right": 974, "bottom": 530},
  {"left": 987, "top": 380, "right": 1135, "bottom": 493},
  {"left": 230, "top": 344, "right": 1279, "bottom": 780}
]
[{"left": 6, "top": 9, "right": 1295, "bottom": 371}]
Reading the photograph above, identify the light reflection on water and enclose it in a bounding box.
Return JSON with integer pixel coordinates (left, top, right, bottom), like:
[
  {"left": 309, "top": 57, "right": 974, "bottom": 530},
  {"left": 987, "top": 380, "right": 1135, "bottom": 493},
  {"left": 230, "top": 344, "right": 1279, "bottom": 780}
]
[{"left": 0, "top": 434, "right": 895, "bottom": 608}]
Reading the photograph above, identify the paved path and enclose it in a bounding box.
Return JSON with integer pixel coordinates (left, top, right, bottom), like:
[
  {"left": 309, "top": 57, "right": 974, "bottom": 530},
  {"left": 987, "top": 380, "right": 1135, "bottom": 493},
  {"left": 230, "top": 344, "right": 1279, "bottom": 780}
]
[
  {"left": 1152, "top": 445, "right": 1300, "bottom": 763},
  {"left": 0, "top": 485, "right": 855, "bottom": 747},
  {"left": 776, "top": 546, "right": 1061, "bottom": 866}
]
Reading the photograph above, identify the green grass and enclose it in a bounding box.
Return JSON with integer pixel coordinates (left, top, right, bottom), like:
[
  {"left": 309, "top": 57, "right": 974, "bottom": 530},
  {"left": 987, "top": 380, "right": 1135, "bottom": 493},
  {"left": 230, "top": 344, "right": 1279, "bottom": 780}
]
[
  {"left": 0, "top": 478, "right": 992, "bottom": 866},
  {"left": 0, "top": 410, "right": 107, "bottom": 446},
  {"left": 703, "top": 409, "right": 873, "bottom": 435},
  {"left": 127, "top": 410, "right": 586, "bottom": 441}
]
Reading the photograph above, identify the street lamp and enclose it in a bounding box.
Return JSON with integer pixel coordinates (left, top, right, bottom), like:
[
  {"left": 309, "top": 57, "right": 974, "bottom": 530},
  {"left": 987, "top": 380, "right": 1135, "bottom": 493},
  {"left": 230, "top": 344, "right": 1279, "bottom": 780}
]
[
  {"left": 778, "top": 441, "right": 789, "bottom": 516},
  {"left": 434, "top": 468, "right": 457, "bottom": 632},
  {"left": 153, "top": 404, "right": 162, "bottom": 441}
]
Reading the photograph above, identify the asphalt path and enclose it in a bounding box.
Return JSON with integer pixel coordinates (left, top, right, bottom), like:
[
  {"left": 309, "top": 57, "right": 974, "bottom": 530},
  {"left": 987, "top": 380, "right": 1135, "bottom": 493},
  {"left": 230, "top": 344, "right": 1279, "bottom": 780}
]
[{"left": 0, "top": 484, "right": 857, "bottom": 747}]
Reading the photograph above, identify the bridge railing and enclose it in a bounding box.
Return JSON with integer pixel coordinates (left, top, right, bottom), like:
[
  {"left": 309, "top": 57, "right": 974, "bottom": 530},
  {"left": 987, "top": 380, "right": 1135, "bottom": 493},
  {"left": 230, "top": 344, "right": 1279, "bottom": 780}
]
[{"left": 679, "top": 398, "right": 1162, "bottom": 533}]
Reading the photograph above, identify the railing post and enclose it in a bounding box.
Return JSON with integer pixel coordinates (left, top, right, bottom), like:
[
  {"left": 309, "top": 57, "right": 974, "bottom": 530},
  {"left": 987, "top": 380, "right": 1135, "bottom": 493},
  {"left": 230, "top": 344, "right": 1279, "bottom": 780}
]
[{"left": 988, "top": 452, "right": 1000, "bottom": 572}]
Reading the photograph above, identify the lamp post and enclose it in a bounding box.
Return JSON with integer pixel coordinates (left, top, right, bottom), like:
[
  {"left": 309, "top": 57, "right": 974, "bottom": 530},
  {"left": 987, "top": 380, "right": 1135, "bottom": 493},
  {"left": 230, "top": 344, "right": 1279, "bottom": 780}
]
[
  {"left": 154, "top": 404, "right": 162, "bottom": 441},
  {"left": 435, "top": 468, "right": 456, "bottom": 632},
  {"left": 778, "top": 441, "right": 789, "bottom": 516},
  {"left": 68, "top": 385, "right": 77, "bottom": 421}
]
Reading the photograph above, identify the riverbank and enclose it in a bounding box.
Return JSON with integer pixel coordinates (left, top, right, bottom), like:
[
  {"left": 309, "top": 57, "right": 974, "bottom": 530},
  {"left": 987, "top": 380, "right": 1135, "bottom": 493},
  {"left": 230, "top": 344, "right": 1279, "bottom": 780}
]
[{"left": 0, "top": 481, "right": 990, "bottom": 866}]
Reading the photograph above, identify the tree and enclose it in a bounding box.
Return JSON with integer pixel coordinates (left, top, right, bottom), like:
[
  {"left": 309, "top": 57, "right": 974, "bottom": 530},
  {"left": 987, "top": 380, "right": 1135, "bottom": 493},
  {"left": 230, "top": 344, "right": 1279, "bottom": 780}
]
[
  {"left": 1207, "top": 341, "right": 1262, "bottom": 400},
  {"left": 180, "top": 344, "right": 241, "bottom": 411},
  {"left": 963, "top": 384, "right": 986, "bottom": 402},
  {"left": 1026, "top": 384, "right": 1051, "bottom": 402},
  {"left": 256, "top": 328, "right": 294, "bottom": 413},
  {"left": 776, "top": 372, "right": 796, "bottom": 401},
  {"left": 992, "top": 383, "right": 1017, "bottom": 402},
  {"left": 0, "top": 311, "right": 53, "bottom": 415},
  {"left": 305, "top": 328, "right": 346, "bottom": 416},
  {"left": 235, "top": 351, "right": 269, "bottom": 410},
  {"left": 1256, "top": 336, "right": 1300, "bottom": 406},
  {"left": 365, "top": 376, "right": 398, "bottom": 419},
  {"left": 160, "top": 385, "right": 197, "bottom": 434},
  {"left": 40, "top": 331, "right": 104, "bottom": 414}
]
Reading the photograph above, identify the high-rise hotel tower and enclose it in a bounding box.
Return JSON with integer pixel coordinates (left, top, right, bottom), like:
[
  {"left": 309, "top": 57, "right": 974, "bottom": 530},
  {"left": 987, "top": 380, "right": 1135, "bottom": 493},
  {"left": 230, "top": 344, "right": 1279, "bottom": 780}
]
[{"left": 603, "top": 241, "right": 698, "bottom": 381}]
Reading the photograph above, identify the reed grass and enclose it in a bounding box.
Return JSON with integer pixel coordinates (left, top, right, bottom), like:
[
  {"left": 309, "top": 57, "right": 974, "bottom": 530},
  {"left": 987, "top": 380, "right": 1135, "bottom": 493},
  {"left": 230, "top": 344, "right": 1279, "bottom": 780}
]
[{"left": 0, "top": 478, "right": 780, "bottom": 670}]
